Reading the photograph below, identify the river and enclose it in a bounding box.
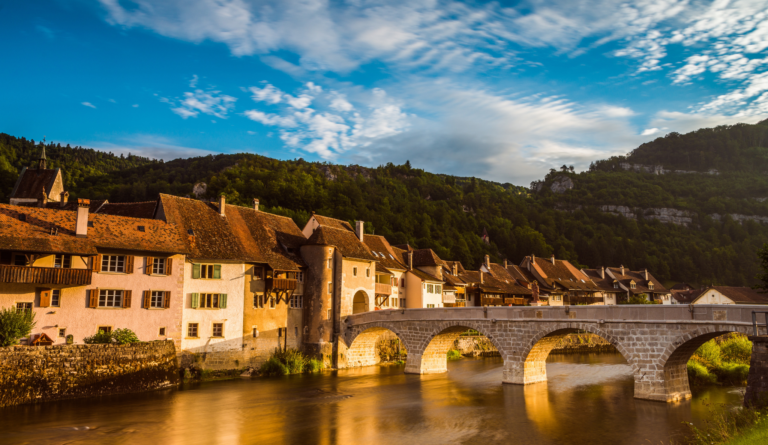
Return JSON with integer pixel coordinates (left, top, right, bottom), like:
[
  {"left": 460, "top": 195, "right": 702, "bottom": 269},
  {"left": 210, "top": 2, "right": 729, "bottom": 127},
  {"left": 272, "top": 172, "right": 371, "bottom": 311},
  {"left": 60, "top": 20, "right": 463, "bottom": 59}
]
[{"left": 0, "top": 354, "right": 744, "bottom": 445}]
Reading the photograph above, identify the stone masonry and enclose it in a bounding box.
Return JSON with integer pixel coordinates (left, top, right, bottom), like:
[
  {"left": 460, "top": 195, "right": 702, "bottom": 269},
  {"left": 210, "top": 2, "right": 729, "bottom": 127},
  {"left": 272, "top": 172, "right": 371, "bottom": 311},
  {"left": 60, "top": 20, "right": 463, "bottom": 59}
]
[
  {"left": 0, "top": 341, "right": 179, "bottom": 408},
  {"left": 341, "top": 305, "right": 767, "bottom": 403},
  {"left": 744, "top": 336, "right": 768, "bottom": 408}
]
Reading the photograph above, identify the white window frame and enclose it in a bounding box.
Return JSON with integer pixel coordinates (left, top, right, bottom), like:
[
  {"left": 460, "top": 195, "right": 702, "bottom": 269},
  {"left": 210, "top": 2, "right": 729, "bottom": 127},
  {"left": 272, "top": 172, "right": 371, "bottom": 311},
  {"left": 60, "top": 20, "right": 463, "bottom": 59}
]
[
  {"left": 54, "top": 254, "right": 71, "bottom": 269},
  {"left": 98, "top": 289, "right": 123, "bottom": 308},
  {"left": 58, "top": 327, "right": 66, "bottom": 338},
  {"left": 152, "top": 258, "right": 167, "bottom": 275},
  {"left": 51, "top": 289, "right": 61, "bottom": 307},
  {"left": 101, "top": 255, "right": 125, "bottom": 273},
  {"left": 150, "top": 290, "right": 165, "bottom": 308}
]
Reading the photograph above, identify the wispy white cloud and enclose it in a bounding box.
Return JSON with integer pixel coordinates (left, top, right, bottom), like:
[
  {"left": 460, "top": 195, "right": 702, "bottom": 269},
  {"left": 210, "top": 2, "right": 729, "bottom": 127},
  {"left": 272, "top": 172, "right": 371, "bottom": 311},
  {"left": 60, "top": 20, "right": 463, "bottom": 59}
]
[
  {"left": 81, "top": 102, "right": 96, "bottom": 109},
  {"left": 167, "top": 89, "right": 237, "bottom": 119}
]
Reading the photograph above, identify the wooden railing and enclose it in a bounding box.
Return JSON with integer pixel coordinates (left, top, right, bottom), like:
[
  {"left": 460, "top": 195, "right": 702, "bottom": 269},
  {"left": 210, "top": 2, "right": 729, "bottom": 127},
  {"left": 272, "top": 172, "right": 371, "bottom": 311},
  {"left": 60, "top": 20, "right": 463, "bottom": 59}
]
[
  {"left": 0, "top": 265, "right": 92, "bottom": 286},
  {"left": 504, "top": 297, "right": 527, "bottom": 306},
  {"left": 375, "top": 283, "right": 392, "bottom": 295},
  {"left": 266, "top": 278, "right": 298, "bottom": 291}
]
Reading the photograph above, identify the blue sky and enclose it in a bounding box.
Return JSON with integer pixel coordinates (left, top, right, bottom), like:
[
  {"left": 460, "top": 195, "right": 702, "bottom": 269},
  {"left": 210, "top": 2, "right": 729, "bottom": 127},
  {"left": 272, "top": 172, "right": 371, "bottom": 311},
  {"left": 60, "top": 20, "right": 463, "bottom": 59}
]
[{"left": 2, "top": 0, "right": 767, "bottom": 185}]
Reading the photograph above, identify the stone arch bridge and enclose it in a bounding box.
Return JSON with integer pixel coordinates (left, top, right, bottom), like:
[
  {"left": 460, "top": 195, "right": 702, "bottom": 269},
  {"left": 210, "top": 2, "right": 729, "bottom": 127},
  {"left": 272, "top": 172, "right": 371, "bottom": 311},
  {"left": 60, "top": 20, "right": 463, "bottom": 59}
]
[{"left": 339, "top": 305, "right": 767, "bottom": 402}]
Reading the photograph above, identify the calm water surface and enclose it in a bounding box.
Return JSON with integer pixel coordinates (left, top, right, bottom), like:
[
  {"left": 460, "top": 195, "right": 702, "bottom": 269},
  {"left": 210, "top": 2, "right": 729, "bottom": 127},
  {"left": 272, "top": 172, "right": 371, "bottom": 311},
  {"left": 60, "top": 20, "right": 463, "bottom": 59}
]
[{"left": 0, "top": 354, "right": 744, "bottom": 445}]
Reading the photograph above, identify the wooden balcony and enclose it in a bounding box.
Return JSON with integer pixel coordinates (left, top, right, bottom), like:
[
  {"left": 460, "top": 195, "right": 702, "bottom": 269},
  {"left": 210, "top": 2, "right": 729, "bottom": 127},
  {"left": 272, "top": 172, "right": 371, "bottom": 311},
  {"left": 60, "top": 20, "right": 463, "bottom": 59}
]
[
  {"left": 375, "top": 283, "right": 392, "bottom": 295},
  {"left": 266, "top": 278, "right": 297, "bottom": 291},
  {"left": 0, "top": 265, "right": 92, "bottom": 286}
]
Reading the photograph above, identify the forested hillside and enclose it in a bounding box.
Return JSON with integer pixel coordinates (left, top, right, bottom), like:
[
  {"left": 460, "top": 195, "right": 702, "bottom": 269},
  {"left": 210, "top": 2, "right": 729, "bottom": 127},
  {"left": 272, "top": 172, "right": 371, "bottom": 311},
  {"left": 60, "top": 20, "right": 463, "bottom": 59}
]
[{"left": 2, "top": 120, "right": 768, "bottom": 287}]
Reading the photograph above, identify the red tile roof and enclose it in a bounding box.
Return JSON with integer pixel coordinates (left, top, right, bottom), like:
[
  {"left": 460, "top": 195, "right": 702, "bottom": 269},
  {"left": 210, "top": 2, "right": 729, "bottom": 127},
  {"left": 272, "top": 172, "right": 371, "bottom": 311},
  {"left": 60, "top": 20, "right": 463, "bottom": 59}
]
[
  {"left": 312, "top": 214, "right": 354, "bottom": 232},
  {"left": 363, "top": 234, "right": 407, "bottom": 270},
  {"left": 305, "top": 226, "right": 376, "bottom": 261},
  {"left": 228, "top": 206, "right": 305, "bottom": 271},
  {"left": 582, "top": 269, "right": 624, "bottom": 293},
  {"left": 605, "top": 267, "right": 668, "bottom": 295},
  {"left": 410, "top": 249, "right": 445, "bottom": 267},
  {"left": 9, "top": 167, "right": 61, "bottom": 200},
  {"left": 409, "top": 268, "right": 442, "bottom": 283},
  {"left": 696, "top": 287, "right": 768, "bottom": 305}
]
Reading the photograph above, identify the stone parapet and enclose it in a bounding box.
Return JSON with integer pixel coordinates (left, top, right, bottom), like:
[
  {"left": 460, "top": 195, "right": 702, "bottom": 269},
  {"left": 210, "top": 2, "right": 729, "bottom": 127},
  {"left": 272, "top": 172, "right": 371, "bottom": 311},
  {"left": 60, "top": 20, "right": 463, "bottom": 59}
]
[{"left": 0, "top": 341, "right": 178, "bottom": 408}]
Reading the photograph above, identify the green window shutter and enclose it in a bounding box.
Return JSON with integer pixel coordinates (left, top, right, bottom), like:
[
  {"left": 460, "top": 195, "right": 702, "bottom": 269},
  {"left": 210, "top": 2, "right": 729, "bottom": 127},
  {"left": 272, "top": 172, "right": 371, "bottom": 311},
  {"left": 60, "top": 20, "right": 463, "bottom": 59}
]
[
  {"left": 213, "top": 264, "right": 222, "bottom": 279},
  {"left": 219, "top": 294, "right": 227, "bottom": 309},
  {"left": 191, "top": 293, "right": 199, "bottom": 309},
  {"left": 192, "top": 263, "right": 201, "bottom": 279}
]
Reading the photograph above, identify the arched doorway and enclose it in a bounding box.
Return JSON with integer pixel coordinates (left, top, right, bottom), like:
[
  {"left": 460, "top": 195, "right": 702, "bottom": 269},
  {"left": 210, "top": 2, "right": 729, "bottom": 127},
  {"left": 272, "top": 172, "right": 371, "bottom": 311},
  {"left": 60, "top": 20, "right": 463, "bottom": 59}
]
[{"left": 352, "top": 290, "right": 369, "bottom": 314}]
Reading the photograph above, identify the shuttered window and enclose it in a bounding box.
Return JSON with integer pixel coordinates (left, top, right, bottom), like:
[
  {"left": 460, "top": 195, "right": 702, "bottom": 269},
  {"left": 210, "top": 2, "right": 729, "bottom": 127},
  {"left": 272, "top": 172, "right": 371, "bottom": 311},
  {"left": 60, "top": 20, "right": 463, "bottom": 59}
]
[
  {"left": 98, "top": 290, "right": 123, "bottom": 308},
  {"left": 195, "top": 293, "right": 227, "bottom": 309},
  {"left": 193, "top": 264, "right": 221, "bottom": 279}
]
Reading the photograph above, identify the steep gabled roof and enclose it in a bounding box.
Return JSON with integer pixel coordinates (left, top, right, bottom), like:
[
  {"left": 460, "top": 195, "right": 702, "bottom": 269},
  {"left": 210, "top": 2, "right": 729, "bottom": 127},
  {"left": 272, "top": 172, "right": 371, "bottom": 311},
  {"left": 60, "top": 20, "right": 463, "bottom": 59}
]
[
  {"left": 606, "top": 267, "right": 667, "bottom": 295},
  {"left": 157, "top": 194, "right": 259, "bottom": 261},
  {"left": 671, "top": 288, "right": 701, "bottom": 303},
  {"left": 582, "top": 269, "right": 624, "bottom": 293},
  {"left": 507, "top": 264, "right": 536, "bottom": 283},
  {"left": 97, "top": 201, "right": 157, "bottom": 219},
  {"left": 10, "top": 167, "right": 62, "bottom": 200},
  {"left": 521, "top": 256, "right": 599, "bottom": 291},
  {"left": 0, "top": 202, "right": 186, "bottom": 255},
  {"left": 363, "top": 234, "right": 407, "bottom": 270},
  {"left": 306, "top": 226, "right": 376, "bottom": 261},
  {"left": 444, "top": 261, "right": 466, "bottom": 274},
  {"left": 229, "top": 206, "right": 305, "bottom": 271},
  {"left": 312, "top": 214, "right": 354, "bottom": 232},
  {"left": 411, "top": 248, "right": 445, "bottom": 267},
  {"left": 409, "top": 268, "right": 443, "bottom": 283},
  {"left": 694, "top": 286, "right": 768, "bottom": 305}
]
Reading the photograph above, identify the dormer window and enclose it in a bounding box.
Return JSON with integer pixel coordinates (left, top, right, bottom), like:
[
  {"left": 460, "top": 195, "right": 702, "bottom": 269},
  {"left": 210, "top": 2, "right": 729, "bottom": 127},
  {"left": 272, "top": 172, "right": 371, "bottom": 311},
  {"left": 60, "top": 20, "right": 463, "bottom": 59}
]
[
  {"left": 613, "top": 282, "right": 618, "bottom": 289},
  {"left": 648, "top": 283, "right": 654, "bottom": 290},
  {"left": 630, "top": 281, "right": 636, "bottom": 289},
  {"left": 187, "top": 229, "right": 195, "bottom": 236}
]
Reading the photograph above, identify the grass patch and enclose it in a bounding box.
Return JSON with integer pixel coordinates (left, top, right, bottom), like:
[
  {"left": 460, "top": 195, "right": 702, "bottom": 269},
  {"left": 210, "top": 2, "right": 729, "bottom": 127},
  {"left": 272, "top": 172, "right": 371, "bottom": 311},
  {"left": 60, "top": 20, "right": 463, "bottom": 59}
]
[
  {"left": 258, "top": 348, "right": 325, "bottom": 377},
  {"left": 447, "top": 349, "right": 462, "bottom": 360},
  {"left": 682, "top": 401, "right": 767, "bottom": 445}
]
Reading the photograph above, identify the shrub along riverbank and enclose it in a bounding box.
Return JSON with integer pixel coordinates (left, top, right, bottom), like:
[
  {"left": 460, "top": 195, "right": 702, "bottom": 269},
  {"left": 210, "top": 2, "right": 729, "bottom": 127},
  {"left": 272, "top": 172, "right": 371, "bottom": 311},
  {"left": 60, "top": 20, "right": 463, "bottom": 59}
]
[
  {"left": 687, "top": 334, "right": 752, "bottom": 387},
  {"left": 260, "top": 348, "right": 324, "bottom": 376}
]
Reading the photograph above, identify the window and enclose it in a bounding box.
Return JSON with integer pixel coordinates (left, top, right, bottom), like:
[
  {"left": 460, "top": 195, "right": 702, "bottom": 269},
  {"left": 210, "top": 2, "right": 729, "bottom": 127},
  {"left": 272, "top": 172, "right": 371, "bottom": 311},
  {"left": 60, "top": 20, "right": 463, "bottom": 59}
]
[
  {"left": 199, "top": 293, "right": 225, "bottom": 309},
  {"left": 152, "top": 258, "right": 167, "bottom": 275},
  {"left": 328, "top": 282, "right": 333, "bottom": 294},
  {"left": 400, "top": 298, "right": 405, "bottom": 307},
  {"left": 327, "top": 308, "right": 332, "bottom": 320},
  {"left": 435, "top": 285, "right": 442, "bottom": 294},
  {"left": 554, "top": 295, "right": 562, "bottom": 301},
  {"left": 58, "top": 328, "right": 66, "bottom": 338},
  {"left": 187, "top": 323, "right": 199, "bottom": 338},
  {"left": 613, "top": 282, "right": 619, "bottom": 289},
  {"left": 353, "top": 267, "right": 358, "bottom": 276},
  {"left": 54, "top": 254, "right": 71, "bottom": 268},
  {"left": 51, "top": 290, "right": 60, "bottom": 307},
  {"left": 101, "top": 255, "right": 125, "bottom": 273},
  {"left": 295, "top": 326, "right": 298, "bottom": 337},
  {"left": 252, "top": 326, "right": 258, "bottom": 338},
  {"left": 13, "top": 254, "right": 27, "bottom": 266},
  {"left": 253, "top": 266, "right": 263, "bottom": 279},
  {"left": 150, "top": 291, "right": 165, "bottom": 308},
  {"left": 427, "top": 284, "right": 434, "bottom": 293},
  {"left": 401, "top": 278, "right": 405, "bottom": 287},
  {"left": 649, "top": 283, "right": 655, "bottom": 290},
  {"left": 97, "top": 326, "right": 112, "bottom": 334},
  {"left": 269, "top": 297, "right": 276, "bottom": 309},
  {"left": 391, "top": 298, "right": 397, "bottom": 308},
  {"left": 630, "top": 282, "right": 636, "bottom": 289},
  {"left": 290, "top": 295, "right": 303, "bottom": 309},
  {"left": 196, "top": 264, "right": 221, "bottom": 279},
  {"left": 366, "top": 268, "right": 370, "bottom": 278},
  {"left": 298, "top": 272, "right": 304, "bottom": 282},
  {"left": 158, "top": 327, "right": 166, "bottom": 336},
  {"left": 212, "top": 323, "right": 224, "bottom": 337},
  {"left": 16, "top": 302, "right": 32, "bottom": 313},
  {"left": 98, "top": 290, "right": 123, "bottom": 307},
  {"left": 254, "top": 294, "right": 264, "bottom": 308},
  {"left": 327, "top": 258, "right": 332, "bottom": 269},
  {"left": 427, "top": 304, "right": 435, "bottom": 308}
]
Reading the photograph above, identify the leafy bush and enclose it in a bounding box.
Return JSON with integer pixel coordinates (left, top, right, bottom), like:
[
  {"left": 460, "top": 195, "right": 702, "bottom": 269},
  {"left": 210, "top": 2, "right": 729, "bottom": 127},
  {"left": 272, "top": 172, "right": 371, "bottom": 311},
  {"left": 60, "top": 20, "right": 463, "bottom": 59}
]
[
  {"left": 83, "top": 330, "right": 114, "bottom": 344},
  {"left": 0, "top": 307, "right": 36, "bottom": 347},
  {"left": 692, "top": 340, "right": 722, "bottom": 370},
  {"left": 622, "top": 294, "right": 654, "bottom": 305},
  {"left": 687, "top": 361, "right": 718, "bottom": 386},
  {"left": 260, "top": 357, "right": 289, "bottom": 376},
  {"left": 307, "top": 359, "right": 324, "bottom": 373},
  {"left": 259, "top": 348, "right": 324, "bottom": 376},
  {"left": 720, "top": 335, "right": 752, "bottom": 365},
  {"left": 712, "top": 362, "right": 750, "bottom": 386},
  {"left": 111, "top": 328, "right": 140, "bottom": 345},
  {"left": 447, "top": 349, "right": 462, "bottom": 360}
]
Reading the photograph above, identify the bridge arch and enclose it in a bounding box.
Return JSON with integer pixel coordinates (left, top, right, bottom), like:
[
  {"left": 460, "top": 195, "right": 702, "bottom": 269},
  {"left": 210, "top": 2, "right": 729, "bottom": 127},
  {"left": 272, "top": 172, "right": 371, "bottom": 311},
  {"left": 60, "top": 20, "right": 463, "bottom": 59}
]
[
  {"left": 504, "top": 323, "right": 632, "bottom": 385},
  {"left": 650, "top": 325, "right": 753, "bottom": 402},
  {"left": 405, "top": 321, "right": 504, "bottom": 375},
  {"left": 342, "top": 322, "right": 411, "bottom": 368}
]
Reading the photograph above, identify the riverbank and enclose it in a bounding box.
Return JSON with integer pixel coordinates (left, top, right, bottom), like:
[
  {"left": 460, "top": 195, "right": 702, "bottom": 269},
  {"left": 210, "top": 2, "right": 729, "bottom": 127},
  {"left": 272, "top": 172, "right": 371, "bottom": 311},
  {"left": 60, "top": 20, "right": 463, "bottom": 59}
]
[{"left": 725, "top": 415, "right": 768, "bottom": 445}]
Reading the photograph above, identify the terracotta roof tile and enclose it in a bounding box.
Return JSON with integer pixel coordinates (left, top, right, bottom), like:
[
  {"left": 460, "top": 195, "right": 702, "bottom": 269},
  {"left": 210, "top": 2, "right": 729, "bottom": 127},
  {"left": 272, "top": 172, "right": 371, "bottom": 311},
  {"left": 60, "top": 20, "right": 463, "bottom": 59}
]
[
  {"left": 409, "top": 268, "right": 442, "bottom": 282},
  {"left": 698, "top": 287, "right": 768, "bottom": 305},
  {"left": 363, "top": 234, "right": 407, "bottom": 270},
  {"left": 411, "top": 249, "right": 445, "bottom": 267},
  {"left": 306, "top": 226, "right": 376, "bottom": 261},
  {"left": 229, "top": 206, "right": 305, "bottom": 271},
  {"left": 312, "top": 214, "right": 354, "bottom": 232},
  {"left": 10, "top": 168, "right": 60, "bottom": 200},
  {"left": 606, "top": 267, "right": 668, "bottom": 295}
]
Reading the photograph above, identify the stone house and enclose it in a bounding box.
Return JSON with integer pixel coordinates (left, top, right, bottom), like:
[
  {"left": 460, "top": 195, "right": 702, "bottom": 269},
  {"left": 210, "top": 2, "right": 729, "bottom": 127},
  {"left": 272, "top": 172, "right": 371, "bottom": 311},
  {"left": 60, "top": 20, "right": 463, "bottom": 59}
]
[
  {"left": 0, "top": 200, "right": 187, "bottom": 347},
  {"left": 300, "top": 215, "right": 376, "bottom": 365},
  {"left": 519, "top": 255, "right": 601, "bottom": 305},
  {"left": 8, "top": 146, "right": 65, "bottom": 207},
  {"left": 604, "top": 266, "right": 670, "bottom": 303},
  {"left": 689, "top": 286, "right": 768, "bottom": 305},
  {"left": 581, "top": 267, "right": 622, "bottom": 305},
  {"left": 362, "top": 234, "right": 407, "bottom": 309}
]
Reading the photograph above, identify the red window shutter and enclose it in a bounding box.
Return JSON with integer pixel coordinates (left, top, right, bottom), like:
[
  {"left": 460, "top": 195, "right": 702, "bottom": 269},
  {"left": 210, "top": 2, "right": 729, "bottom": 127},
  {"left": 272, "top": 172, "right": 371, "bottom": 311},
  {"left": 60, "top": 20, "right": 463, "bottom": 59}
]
[
  {"left": 89, "top": 288, "right": 99, "bottom": 308},
  {"left": 93, "top": 255, "right": 102, "bottom": 272},
  {"left": 39, "top": 288, "right": 52, "bottom": 308},
  {"left": 145, "top": 257, "right": 153, "bottom": 275},
  {"left": 143, "top": 291, "right": 150, "bottom": 308},
  {"left": 164, "top": 291, "right": 171, "bottom": 309},
  {"left": 125, "top": 256, "right": 134, "bottom": 274},
  {"left": 123, "top": 290, "right": 132, "bottom": 308},
  {"left": 166, "top": 258, "right": 173, "bottom": 275}
]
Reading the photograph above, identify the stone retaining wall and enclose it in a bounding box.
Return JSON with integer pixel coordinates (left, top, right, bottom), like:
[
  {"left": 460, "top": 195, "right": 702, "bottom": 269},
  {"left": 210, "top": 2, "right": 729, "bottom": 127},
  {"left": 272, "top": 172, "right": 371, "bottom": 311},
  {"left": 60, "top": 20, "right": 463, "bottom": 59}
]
[{"left": 0, "top": 341, "right": 179, "bottom": 408}]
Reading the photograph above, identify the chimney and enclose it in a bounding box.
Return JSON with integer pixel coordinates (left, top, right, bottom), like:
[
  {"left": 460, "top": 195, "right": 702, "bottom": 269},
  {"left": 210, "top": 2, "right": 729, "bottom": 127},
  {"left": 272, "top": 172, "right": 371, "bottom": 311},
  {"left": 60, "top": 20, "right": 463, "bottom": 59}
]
[
  {"left": 219, "top": 194, "right": 226, "bottom": 217},
  {"left": 600, "top": 267, "right": 605, "bottom": 279},
  {"left": 529, "top": 254, "right": 535, "bottom": 271},
  {"left": 484, "top": 254, "right": 490, "bottom": 270},
  {"left": 644, "top": 269, "right": 648, "bottom": 280},
  {"left": 252, "top": 198, "right": 259, "bottom": 211},
  {"left": 356, "top": 220, "right": 364, "bottom": 242},
  {"left": 551, "top": 254, "right": 555, "bottom": 265},
  {"left": 452, "top": 263, "right": 458, "bottom": 276},
  {"left": 60, "top": 191, "right": 69, "bottom": 208},
  {"left": 480, "top": 270, "right": 484, "bottom": 284},
  {"left": 503, "top": 259, "right": 508, "bottom": 268},
  {"left": 407, "top": 251, "right": 413, "bottom": 270},
  {"left": 76, "top": 199, "right": 90, "bottom": 237},
  {"left": 620, "top": 265, "right": 625, "bottom": 275},
  {"left": 38, "top": 187, "right": 48, "bottom": 208}
]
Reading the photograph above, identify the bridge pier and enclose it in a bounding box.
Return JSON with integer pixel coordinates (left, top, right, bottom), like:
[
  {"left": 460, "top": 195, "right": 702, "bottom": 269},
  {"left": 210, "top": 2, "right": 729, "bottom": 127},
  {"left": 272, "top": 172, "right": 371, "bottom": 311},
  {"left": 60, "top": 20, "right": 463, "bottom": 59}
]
[{"left": 404, "top": 328, "right": 465, "bottom": 374}]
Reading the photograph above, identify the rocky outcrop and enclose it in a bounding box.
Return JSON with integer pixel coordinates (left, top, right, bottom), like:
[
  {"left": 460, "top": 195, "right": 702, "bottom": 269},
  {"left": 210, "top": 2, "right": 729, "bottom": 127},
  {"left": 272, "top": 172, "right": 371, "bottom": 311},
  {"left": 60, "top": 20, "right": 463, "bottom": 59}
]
[
  {"left": 710, "top": 213, "right": 768, "bottom": 225},
  {"left": 618, "top": 163, "right": 719, "bottom": 175},
  {"left": 643, "top": 208, "right": 694, "bottom": 226},
  {"left": 192, "top": 182, "right": 207, "bottom": 198},
  {"left": 600, "top": 205, "right": 635, "bottom": 220},
  {"left": 550, "top": 176, "right": 574, "bottom": 193}
]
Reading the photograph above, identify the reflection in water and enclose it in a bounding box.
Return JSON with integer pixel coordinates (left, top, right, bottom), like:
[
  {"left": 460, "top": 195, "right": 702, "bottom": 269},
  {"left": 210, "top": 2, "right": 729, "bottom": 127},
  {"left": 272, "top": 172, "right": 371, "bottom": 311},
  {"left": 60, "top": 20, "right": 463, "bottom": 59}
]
[{"left": 0, "top": 354, "right": 744, "bottom": 445}]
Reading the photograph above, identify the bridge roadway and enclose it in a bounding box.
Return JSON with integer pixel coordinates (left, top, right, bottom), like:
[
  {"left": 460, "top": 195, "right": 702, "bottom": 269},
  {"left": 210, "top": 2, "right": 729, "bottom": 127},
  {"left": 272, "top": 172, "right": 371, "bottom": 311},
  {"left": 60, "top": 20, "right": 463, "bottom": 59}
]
[{"left": 339, "top": 305, "right": 768, "bottom": 402}]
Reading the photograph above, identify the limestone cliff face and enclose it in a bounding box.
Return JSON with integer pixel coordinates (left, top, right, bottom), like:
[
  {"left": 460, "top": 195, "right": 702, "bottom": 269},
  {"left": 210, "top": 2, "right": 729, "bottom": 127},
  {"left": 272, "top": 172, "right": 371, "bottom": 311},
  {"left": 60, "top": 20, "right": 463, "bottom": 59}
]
[
  {"left": 597, "top": 206, "right": 694, "bottom": 226},
  {"left": 617, "top": 163, "right": 720, "bottom": 175},
  {"left": 710, "top": 213, "right": 768, "bottom": 225},
  {"left": 550, "top": 176, "right": 574, "bottom": 194}
]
